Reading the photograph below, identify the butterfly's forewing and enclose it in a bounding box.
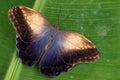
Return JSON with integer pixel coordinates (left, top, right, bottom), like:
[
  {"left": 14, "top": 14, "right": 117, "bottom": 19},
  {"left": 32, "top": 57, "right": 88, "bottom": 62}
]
[
  {"left": 8, "top": 6, "right": 53, "bottom": 42},
  {"left": 8, "top": 6, "right": 55, "bottom": 66},
  {"left": 56, "top": 31, "right": 99, "bottom": 64}
]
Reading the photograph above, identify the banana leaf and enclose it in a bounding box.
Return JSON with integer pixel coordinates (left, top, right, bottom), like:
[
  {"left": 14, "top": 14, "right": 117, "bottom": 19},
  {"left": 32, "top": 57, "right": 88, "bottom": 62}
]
[{"left": 0, "top": 0, "right": 120, "bottom": 80}]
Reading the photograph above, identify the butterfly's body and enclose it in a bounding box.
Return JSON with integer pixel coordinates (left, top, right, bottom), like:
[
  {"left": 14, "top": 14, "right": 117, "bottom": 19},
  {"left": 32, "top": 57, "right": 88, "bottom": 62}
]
[{"left": 8, "top": 6, "right": 99, "bottom": 76}]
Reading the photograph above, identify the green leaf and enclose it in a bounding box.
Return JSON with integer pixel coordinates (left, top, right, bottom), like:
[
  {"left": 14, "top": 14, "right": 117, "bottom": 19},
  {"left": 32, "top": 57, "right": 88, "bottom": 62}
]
[{"left": 1, "top": 0, "right": 120, "bottom": 80}]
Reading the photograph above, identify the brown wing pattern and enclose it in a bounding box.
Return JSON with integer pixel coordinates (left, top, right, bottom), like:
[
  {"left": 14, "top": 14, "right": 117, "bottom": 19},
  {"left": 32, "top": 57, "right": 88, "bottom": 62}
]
[
  {"left": 57, "top": 31, "right": 99, "bottom": 65},
  {"left": 8, "top": 6, "right": 53, "bottom": 42}
]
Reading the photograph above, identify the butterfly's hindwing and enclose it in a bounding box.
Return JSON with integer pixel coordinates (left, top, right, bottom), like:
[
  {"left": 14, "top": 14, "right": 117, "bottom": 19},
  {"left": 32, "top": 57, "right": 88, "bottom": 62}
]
[
  {"left": 39, "top": 34, "right": 72, "bottom": 76},
  {"left": 16, "top": 28, "right": 54, "bottom": 66}
]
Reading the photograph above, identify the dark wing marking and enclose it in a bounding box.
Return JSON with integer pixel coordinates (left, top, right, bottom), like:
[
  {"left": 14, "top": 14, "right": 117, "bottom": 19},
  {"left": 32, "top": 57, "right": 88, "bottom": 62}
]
[{"left": 8, "top": 6, "right": 53, "bottom": 42}]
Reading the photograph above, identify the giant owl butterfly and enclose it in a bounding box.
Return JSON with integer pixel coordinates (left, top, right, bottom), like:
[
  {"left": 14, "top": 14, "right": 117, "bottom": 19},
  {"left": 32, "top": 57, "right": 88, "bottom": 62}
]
[{"left": 8, "top": 6, "right": 100, "bottom": 76}]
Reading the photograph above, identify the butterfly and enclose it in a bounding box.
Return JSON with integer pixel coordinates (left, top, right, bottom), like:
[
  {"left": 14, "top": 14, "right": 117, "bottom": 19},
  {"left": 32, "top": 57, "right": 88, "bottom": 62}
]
[{"left": 8, "top": 6, "right": 100, "bottom": 76}]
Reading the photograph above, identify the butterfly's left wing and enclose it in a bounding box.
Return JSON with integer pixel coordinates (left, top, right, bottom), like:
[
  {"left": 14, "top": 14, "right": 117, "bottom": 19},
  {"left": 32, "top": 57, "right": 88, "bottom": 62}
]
[
  {"left": 16, "top": 31, "right": 51, "bottom": 66},
  {"left": 8, "top": 6, "right": 54, "bottom": 42},
  {"left": 8, "top": 6, "right": 55, "bottom": 66},
  {"left": 39, "top": 30, "right": 99, "bottom": 76}
]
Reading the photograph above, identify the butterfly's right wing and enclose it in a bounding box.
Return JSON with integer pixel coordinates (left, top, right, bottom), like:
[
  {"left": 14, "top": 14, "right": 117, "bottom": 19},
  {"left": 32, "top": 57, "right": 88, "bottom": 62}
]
[
  {"left": 39, "top": 30, "right": 99, "bottom": 76},
  {"left": 56, "top": 31, "right": 99, "bottom": 65}
]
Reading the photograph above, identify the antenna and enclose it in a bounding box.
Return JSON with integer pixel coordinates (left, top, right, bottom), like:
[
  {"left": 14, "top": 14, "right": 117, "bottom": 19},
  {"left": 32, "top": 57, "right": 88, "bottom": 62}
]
[{"left": 55, "top": 6, "right": 62, "bottom": 28}]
